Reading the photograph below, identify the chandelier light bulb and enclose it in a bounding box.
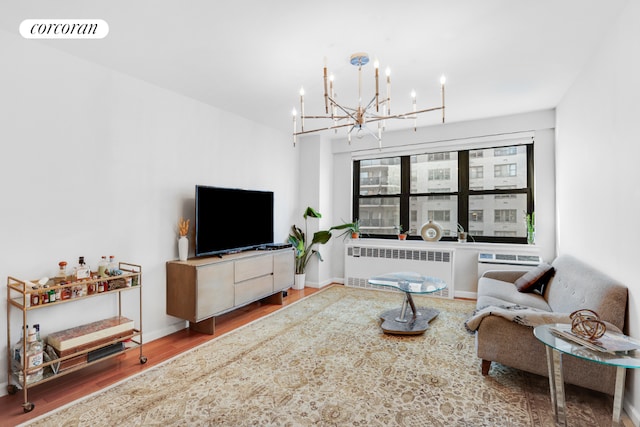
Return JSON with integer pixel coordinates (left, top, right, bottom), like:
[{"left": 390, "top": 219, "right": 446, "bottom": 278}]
[
  {"left": 440, "top": 75, "right": 446, "bottom": 85},
  {"left": 374, "top": 59, "right": 379, "bottom": 69},
  {"left": 385, "top": 67, "right": 391, "bottom": 77},
  {"left": 411, "top": 90, "right": 416, "bottom": 99},
  {"left": 299, "top": 87, "right": 305, "bottom": 96},
  {"left": 292, "top": 107, "right": 297, "bottom": 117}
]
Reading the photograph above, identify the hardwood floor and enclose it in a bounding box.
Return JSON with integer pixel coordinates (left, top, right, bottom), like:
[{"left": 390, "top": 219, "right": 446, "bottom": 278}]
[{"left": 0, "top": 286, "right": 321, "bottom": 427}]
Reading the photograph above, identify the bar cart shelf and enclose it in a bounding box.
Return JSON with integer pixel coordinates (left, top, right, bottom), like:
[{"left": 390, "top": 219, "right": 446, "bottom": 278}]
[{"left": 6, "top": 262, "right": 144, "bottom": 413}]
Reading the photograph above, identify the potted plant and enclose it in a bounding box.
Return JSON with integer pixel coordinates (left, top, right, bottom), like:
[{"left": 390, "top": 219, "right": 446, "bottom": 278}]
[
  {"left": 457, "top": 223, "right": 468, "bottom": 243},
  {"left": 288, "top": 207, "right": 333, "bottom": 290},
  {"left": 394, "top": 225, "right": 408, "bottom": 240},
  {"left": 525, "top": 211, "right": 535, "bottom": 244},
  {"left": 330, "top": 218, "right": 361, "bottom": 240}
]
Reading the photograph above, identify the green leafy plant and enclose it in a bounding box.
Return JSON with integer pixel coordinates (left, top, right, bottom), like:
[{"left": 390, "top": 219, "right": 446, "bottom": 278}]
[
  {"left": 394, "top": 224, "right": 409, "bottom": 239},
  {"left": 289, "top": 208, "right": 360, "bottom": 274},
  {"left": 330, "top": 218, "right": 361, "bottom": 240},
  {"left": 288, "top": 207, "right": 333, "bottom": 274},
  {"left": 525, "top": 211, "right": 535, "bottom": 244}
]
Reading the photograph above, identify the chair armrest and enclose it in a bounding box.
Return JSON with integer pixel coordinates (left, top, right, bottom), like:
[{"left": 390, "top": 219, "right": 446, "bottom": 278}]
[{"left": 480, "top": 269, "right": 527, "bottom": 283}]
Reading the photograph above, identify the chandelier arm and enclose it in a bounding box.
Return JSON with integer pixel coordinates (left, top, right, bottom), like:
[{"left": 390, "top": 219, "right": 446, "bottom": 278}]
[
  {"left": 294, "top": 121, "right": 357, "bottom": 136},
  {"left": 301, "top": 115, "right": 351, "bottom": 120},
  {"left": 328, "top": 96, "right": 358, "bottom": 122},
  {"left": 361, "top": 124, "right": 381, "bottom": 143},
  {"left": 364, "top": 95, "right": 377, "bottom": 111},
  {"left": 366, "top": 106, "right": 445, "bottom": 122}
]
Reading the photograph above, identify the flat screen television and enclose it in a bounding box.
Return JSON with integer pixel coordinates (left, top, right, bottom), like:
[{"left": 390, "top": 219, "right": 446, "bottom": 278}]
[{"left": 195, "top": 185, "right": 274, "bottom": 257}]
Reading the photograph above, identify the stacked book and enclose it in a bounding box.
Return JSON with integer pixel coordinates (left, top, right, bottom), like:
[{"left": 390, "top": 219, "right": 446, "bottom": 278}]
[
  {"left": 47, "top": 316, "right": 134, "bottom": 371},
  {"left": 550, "top": 325, "right": 640, "bottom": 353}
]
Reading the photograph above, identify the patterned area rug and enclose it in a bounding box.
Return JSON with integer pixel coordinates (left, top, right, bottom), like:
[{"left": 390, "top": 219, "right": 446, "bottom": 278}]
[{"left": 24, "top": 285, "right": 614, "bottom": 426}]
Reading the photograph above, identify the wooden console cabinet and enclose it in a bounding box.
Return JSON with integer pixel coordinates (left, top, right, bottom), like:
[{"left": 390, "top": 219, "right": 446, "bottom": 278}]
[{"left": 166, "top": 248, "right": 294, "bottom": 334}]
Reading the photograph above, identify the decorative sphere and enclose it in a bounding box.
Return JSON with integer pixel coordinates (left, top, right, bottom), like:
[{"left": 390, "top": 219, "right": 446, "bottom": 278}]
[{"left": 570, "top": 309, "right": 606, "bottom": 340}]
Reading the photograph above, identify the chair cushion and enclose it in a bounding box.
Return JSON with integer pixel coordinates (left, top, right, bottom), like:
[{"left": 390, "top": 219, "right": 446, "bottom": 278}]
[
  {"left": 477, "top": 277, "right": 552, "bottom": 311},
  {"left": 514, "top": 263, "right": 554, "bottom": 293}
]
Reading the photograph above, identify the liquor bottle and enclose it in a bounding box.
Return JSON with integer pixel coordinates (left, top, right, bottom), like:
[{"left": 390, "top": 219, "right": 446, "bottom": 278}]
[
  {"left": 55, "top": 261, "right": 68, "bottom": 284},
  {"left": 108, "top": 255, "right": 117, "bottom": 274},
  {"left": 12, "top": 325, "right": 28, "bottom": 363},
  {"left": 20, "top": 327, "right": 43, "bottom": 384},
  {"left": 98, "top": 256, "right": 108, "bottom": 278},
  {"left": 74, "top": 256, "right": 91, "bottom": 280}
]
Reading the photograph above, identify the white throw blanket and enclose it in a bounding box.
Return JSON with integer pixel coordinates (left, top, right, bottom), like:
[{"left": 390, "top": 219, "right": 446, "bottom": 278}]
[
  {"left": 464, "top": 304, "right": 621, "bottom": 334},
  {"left": 464, "top": 304, "right": 571, "bottom": 332}
]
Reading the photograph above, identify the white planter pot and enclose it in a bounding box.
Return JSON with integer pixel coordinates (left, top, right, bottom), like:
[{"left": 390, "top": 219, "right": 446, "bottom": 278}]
[
  {"left": 178, "top": 236, "right": 188, "bottom": 261},
  {"left": 293, "top": 273, "right": 306, "bottom": 290}
]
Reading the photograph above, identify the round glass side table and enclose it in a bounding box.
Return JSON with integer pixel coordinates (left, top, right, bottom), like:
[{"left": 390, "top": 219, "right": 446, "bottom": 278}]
[{"left": 534, "top": 323, "right": 640, "bottom": 426}]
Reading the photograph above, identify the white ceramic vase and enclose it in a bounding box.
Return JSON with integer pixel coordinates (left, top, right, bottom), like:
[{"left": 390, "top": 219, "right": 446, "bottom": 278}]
[
  {"left": 178, "top": 236, "right": 188, "bottom": 261},
  {"left": 293, "top": 273, "right": 305, "bottom": 290}
]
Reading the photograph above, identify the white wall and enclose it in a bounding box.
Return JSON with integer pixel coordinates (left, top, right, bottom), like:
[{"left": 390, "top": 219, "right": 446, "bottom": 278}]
[
  {"left": 327, "top": 110, "right": 557, "bottom": 294},
  {"left": 0, "top": 29, "right": 296, "bottom": 395},
  {"left": 556, "top": 1, "right": 640, "bottom": 422}
]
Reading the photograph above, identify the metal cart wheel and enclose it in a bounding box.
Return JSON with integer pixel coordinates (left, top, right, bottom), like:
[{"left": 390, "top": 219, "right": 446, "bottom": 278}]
[
  {"left": 23, "top": 402, "right": 35, "bottom": 413},
  {"left": 7, "top": 384, "right": 18, "bottom": 395},
  {"left": 140, "top": 355, "right": 147, "bottom": 364}
]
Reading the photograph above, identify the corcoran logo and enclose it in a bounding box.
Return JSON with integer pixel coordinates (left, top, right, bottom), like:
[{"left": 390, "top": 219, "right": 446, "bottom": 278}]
[{"left": 19, "top": 19, "right": 109, "bottom": 39}]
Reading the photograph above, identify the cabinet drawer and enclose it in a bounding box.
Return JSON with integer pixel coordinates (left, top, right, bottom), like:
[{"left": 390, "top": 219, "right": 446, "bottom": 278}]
[
  {"left": 196, "top": 262, "right": 234, "bottom": 321},
  {"left": 235, "top": 275, "right": 273, "bottom": 306},
  {"left": 273, "top": 250, "right": 294, "bottom": 290},
  {"left": 235, "top": 255, "right": 272, "bottom": 282}
]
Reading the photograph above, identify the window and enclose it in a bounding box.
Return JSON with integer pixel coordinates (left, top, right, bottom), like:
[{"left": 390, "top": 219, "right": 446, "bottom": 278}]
[
  {"left": 353, "top": 144, "right": 534, "bottom": 243},
  {"left": 428, "top": 210, "right": 450, "bottom": 222},
  {"left": 469, "top": 166, "right": 484, "bottom": 179},
  {"left": 494, "top": 209, "right": 518, "bottom": 223},
  {"left": 494, "top": 146, "right": 518, "bottom": 156},
  {"left": 494, "top": 163, "right": 517, "bottom": 177},
  {"left": 428, "top": 168, "right": 451, "bottom": 180},
  {"left": 427, "top": 152, "right": 451, "bottom": 161},
  {"left": 470, "top": 210, "right": 484, "bottom": 222}
]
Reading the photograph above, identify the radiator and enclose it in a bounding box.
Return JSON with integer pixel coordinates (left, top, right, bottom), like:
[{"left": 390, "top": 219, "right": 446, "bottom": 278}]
[
  {"left": 477, "top": 252, "right": 542, "bottom": 279},
  {"left": 344, "top": 243, "right": 455, "bottom": 299}
]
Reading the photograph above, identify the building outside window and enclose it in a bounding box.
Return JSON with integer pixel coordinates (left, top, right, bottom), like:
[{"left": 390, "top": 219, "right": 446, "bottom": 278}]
[
  {"left": 494, "top": 163, "right": 517, "bottom": 177},
  {"left": 353, "top": 143, "right": 533, "bottom": 243},
  {"left": 470, "top": 166, "right": 484, "bottom": 179}
]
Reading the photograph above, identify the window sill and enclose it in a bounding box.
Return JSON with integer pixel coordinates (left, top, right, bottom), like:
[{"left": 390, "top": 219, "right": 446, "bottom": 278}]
[{"left": 345, "top": 238, "right": 540, "bottom": 254}]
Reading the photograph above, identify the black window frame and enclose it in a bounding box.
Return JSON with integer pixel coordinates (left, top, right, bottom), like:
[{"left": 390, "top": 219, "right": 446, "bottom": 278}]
[{"left": 352, "top": 144, "right": 534, "bottom": 244}]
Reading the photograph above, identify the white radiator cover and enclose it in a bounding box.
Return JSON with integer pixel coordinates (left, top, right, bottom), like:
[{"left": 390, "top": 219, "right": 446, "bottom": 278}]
[
  {"left": 344, "top": 243, "right": 455, "bottom": 299},
  {"left": 477, "top": 252, "right": 542, "bottom": 279}
]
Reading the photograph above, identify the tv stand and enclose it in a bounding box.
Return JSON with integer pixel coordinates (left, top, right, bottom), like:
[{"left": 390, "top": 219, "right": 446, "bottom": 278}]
[{"left": 166, "top": 247, "right": 294, "bottom": 334}]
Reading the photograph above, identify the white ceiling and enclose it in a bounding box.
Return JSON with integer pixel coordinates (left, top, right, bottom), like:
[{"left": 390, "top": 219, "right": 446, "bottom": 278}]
[{"left": 0, "top": 0, "right": 629, "bottom": 135}]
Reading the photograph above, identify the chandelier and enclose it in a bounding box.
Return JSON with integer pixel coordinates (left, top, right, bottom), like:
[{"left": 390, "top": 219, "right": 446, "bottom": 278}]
[{"left": 292, "top": 52, "right": 446, "bottom": 147}]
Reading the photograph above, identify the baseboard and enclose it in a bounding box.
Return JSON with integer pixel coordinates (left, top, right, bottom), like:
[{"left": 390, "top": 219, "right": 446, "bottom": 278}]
[
  {"left": 304, "top": 278, "right": 336, "bottom": 288},
  {"left": 144, "top": 320, "right": 189, "bottom": 343},
  {"left": 624, "top": 396, "right": 639, "bottom": 427},
  {"left": 455, "top": 290, "right": 477, "bottom": 300}
]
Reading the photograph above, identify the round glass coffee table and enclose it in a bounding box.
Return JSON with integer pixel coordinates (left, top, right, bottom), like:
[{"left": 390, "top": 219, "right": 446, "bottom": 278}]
[
  {"left": 368, "top": 272, "right": 447, "bottom": 335},
  {"left": 534, "top": 323, "right": 640, "bottom": 426}
]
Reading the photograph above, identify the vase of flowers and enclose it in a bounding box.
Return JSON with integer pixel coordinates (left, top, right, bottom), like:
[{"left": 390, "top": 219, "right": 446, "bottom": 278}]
[{"left": 178, "top": 217, "right": 190, "bottom": 261}]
